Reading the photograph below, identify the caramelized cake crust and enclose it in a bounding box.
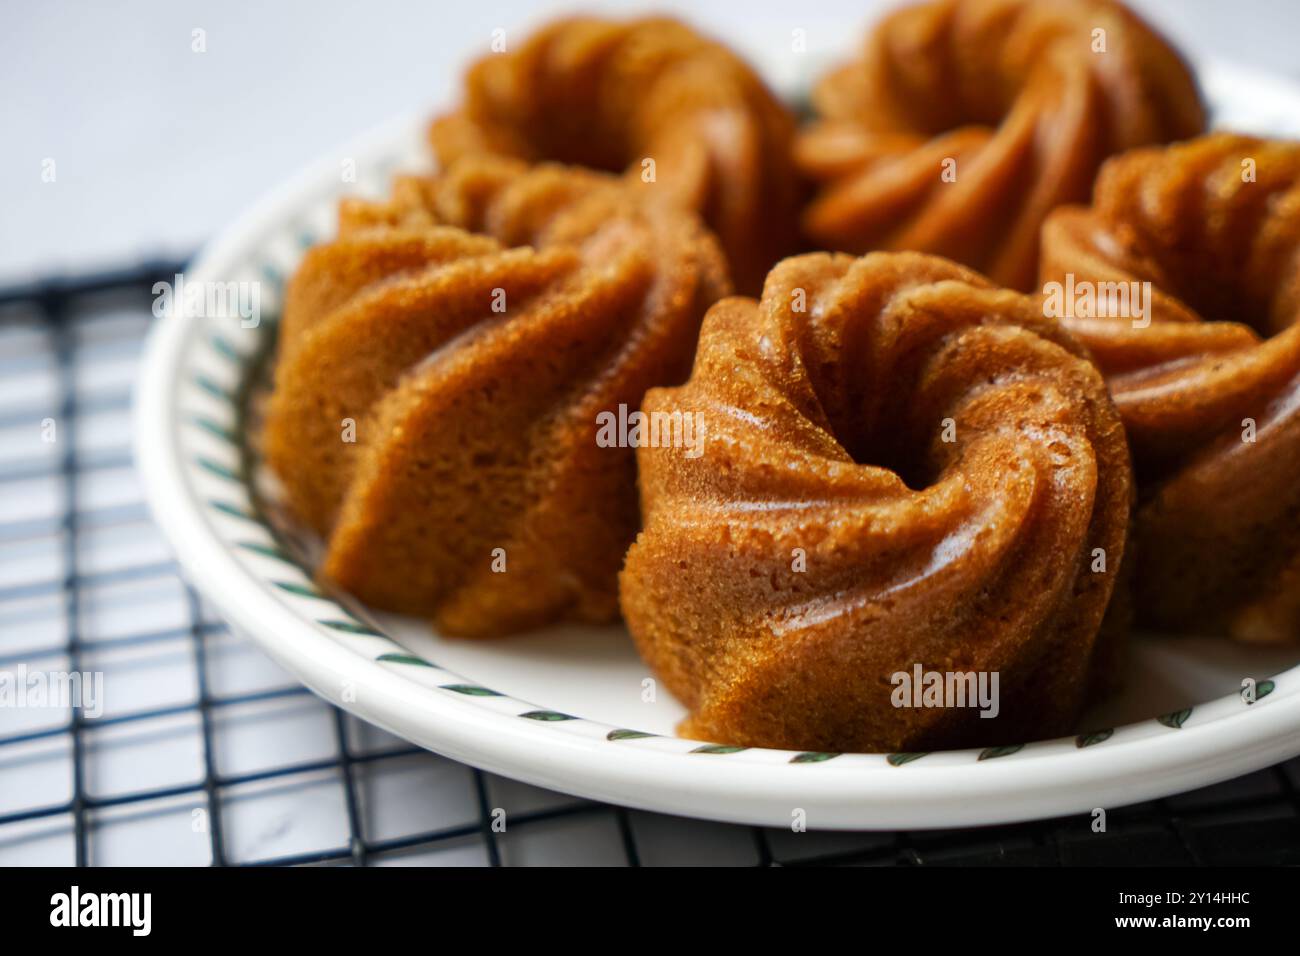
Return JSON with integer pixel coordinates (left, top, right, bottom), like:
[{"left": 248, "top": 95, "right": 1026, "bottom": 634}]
[
  {"left": 431, "top": 16, "right": 802, "bottom": 293},
  {"left": 797, "top": 0, "right": 1205, "bottom": 290},
  {"left": 620, "top": 251, "right": 1133, "bottom": 752},
  {"left": 1040, "top": 133, "right": 1300, "bottom": 642},
  {"left": 263, "top": 156, "right": 729, "bottom": 637}
]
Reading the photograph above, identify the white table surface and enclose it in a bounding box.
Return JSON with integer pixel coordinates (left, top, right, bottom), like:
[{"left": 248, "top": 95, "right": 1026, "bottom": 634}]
[{"left": 2, "top": 0, "right": 1299, "bottom": 286}]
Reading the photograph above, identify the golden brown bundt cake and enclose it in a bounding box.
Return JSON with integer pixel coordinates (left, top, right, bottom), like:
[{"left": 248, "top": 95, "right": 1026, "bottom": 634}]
[
  {"left": 430, "top": 15, "right": 802, "bottom": 294},
  {"left": 619, "top": 252, "right": 1133, "bottom": 753},
  {"left": 1040, "top": 134, "right": 1300, "bottom": 643},
  {"left": 263, "top": 155, "right": 729, "bottom": 637},
  {"left": 796, "top": 0, "right": 1205, "bottom": 291}
]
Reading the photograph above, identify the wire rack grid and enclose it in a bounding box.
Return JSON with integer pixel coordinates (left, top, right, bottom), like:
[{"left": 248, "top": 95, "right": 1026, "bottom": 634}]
[{"left": 0, "top": 263, "right": 1298, "bottom": 867}]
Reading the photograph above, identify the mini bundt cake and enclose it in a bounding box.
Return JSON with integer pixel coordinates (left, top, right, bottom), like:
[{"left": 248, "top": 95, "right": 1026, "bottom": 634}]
[
  {"left": 796, "top": 0, "right": 1205, "bottom": 291},
  {"left": 1040, "top": 134, "right": 1300, "bottom": 643},
  {"left": 430, "top": 15, "right": 802, "bottom": 294},
  {"left": 619, "top": 252, "right": 1133, "bottom": 753},
  {"left": 263, "top": 155, "right": 729, "bottom": 637}
]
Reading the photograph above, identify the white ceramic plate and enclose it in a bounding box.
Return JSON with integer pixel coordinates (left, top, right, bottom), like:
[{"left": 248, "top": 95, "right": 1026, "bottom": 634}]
[{"left": 135, "top": 61, "right": 1300, "bottom": 830}]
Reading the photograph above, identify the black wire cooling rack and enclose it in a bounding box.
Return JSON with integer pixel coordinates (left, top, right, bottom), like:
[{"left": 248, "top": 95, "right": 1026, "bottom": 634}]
[{"left": 0, "top": 261, "right": 1298, "bottom": 866}]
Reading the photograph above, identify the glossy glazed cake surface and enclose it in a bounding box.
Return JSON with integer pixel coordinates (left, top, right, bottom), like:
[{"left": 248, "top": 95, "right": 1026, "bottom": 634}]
[
  {"left": 797, "top": 0, "right": 1205, "bottom": 290},
  {"left": 1040, "top": 133, "right": 1300, "bottom": 643},
  {"left": 620, "top": 251, "right": 1133, "bottom": 752}
]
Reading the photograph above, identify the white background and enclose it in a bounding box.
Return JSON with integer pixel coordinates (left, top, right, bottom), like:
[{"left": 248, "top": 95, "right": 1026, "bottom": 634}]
[{"left": 2, "top": 0, "right": 1298, "bottom": 285}]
